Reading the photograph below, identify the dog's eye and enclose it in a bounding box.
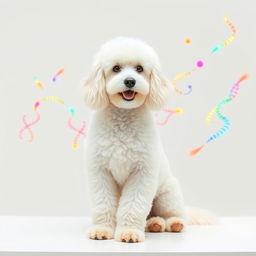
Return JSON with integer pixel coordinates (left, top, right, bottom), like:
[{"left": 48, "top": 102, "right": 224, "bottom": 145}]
[
  {"left": 136, "top": 65, "right": 143, "bottom": 73},
  {"left": 113, "top": 65, "right": 121, "bottom": 72}
]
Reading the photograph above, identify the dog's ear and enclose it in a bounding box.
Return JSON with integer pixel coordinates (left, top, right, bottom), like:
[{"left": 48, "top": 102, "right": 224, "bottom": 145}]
[
  {"left": 83, "top": 64, "right": 109, "bottom": 109},
  {"left": 146, "top": 66, "right": 171, "bottom": 110}
]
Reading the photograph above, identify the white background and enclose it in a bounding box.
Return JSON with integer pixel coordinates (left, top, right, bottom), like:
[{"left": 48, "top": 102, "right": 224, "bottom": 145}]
[{"left": 0, "top": 0, "right": 255, "bottom": 216}]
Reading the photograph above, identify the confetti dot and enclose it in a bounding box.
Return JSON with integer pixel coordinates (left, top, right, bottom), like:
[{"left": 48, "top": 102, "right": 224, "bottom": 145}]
[
  {"left": 211, "top": 44, "right": 222, "bottom": 54},
  {"left": 185, "top": 38, "right": 191, "bottom": 44},
  {"left": 68, "top": 106, "right": 75, "bottom": 116},
  {"left": 175, "top": 109, "right": 184, "bottom": 113},
  {"left": 196, "top": 60, "right": 204, "bottom": 68},
  {"left": 34, "top": 101, "right": 40, "bottom": 108}
]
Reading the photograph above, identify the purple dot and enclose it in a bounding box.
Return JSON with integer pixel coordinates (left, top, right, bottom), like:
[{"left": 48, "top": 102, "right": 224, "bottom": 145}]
[{"left": 196, "top": 60, "right": 204, "bottom": 68}]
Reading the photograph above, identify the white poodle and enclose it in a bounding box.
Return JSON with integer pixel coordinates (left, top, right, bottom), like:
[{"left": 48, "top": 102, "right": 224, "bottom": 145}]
[{"left": 83, "top": 37, "right": 216, "bottom": 243}]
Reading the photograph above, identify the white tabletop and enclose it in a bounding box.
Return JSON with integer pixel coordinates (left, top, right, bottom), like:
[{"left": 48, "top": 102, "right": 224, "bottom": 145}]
[{"left": 0, "top": 216, "right": 255, "bottom": 255}]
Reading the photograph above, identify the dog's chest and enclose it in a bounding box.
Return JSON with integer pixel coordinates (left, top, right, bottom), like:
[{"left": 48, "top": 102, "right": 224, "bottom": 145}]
[
  {"left": 105, "top": 127, "right": 147, "bottom": 185},
  {"left": 87, "top": 106, "right": 155, "bottom": 186},
  {"left": 95, "top": 119, "right": 151, "bottom": 185}
]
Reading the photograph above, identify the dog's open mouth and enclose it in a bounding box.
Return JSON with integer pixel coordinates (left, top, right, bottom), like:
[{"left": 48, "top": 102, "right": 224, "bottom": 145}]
[{"left": 118, "top": 90, "right": 137, "bottom": 101}]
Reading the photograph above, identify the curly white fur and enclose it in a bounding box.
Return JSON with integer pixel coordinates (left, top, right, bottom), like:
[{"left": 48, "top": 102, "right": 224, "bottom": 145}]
[{"left": 83, "top": 37, "right": 216, "bottom": 243}]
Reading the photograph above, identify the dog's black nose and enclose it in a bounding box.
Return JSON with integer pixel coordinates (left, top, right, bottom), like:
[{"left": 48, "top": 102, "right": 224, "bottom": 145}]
[{"left": 124, "top": 77, "right": 136, "bottom": 88}]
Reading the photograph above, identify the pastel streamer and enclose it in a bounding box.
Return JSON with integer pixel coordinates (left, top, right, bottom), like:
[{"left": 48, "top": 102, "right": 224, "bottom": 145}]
[
  {"left": 206, "top": 102, "right": 231, "bottom": 143},
  {"left": 205, "top": 107, "right": 217, "bottom": 124},
  {"left": 41, "top": 96, "right": 65, "bottom": 105},
  {"left": 211, "top": 16, "right": 237, "bottom": 54},
  {"left": 189, "top": 73, "right": 250, "bottom": 156},
  {"left": 172, "top": 60, "right": 206, "bottom": 95},
  {"left": 52, "top": 68, "right": 65, "bottom": 82},
  {"left": 172, "top": 71, "right": 195, "bottom": 95},
  {"left": 68, "top": 118, "right": 86, "bottom": 149},
  {"left": 19, "top": 96, "right": 86, "bottom": 149},
  {"left": 19, "top": 109, "right": 40, "bottom": 142},
  {"left": 156, "top": 109, "right": 183, "bottom": 126},
  {"left": 33, "top": 77, "right": 44, "bottom": 90},
  {"left": 173, "top": 15, "right": 236, "bottom": 95}
]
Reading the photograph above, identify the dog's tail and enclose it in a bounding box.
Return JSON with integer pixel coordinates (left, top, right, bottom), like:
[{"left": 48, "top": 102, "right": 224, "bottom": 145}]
[{"left": 185, "top": 207, "right": 218, "bottom": 225}]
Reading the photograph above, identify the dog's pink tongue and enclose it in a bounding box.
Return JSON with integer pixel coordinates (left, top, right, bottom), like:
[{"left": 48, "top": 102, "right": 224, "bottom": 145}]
[{"left": 123, "top": 91, "right": 135, "bottom": 99}]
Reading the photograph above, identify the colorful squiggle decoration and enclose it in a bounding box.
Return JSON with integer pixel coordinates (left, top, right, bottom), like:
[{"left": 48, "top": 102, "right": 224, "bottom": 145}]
[
  {"left": 189, "top": 73, "right": 250, "bottom": 156},
  {"left": 173, "top": 15, "right": 236, "bottom": 95},
  {"left": 172, "top": 61, "right": 205, "bottom": 95},
  {"left": 206, "top": 104, "right": 231, "bottom": 143},
  {"left": 33, "top": 77, "right": 44, "bottom": 90},
  {"left": 19, "top": 96, "right": 86, "bottom": 149},
  {"left": 205, "top": 106, "right": 217, "bottom": 124},
  {"left": 19, "top": 109, "right": 41, "bottom": 142},
  {"left": 52, "top": 68, "right": 65, "bottom": 82},
  {"left": 211, "top": 16, "right": 237, "bottom": 54},
  {"left": 66, "top": 106, "right": 86, "bottom": 148},
  {"left": 184, "top": 85, "right": 192, "bottom": 95},
  {"left": 155, "top": 109, "right": 183, "bottom": 126},
  {"left": 172, "top": 71, "right": 195, "bottom": 95},
  {"left": 68, "top": 117, "right": 86, "bottom": 149}
]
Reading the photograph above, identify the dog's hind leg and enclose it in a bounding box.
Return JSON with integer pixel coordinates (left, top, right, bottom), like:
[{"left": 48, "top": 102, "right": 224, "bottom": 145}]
[
  {"left": 152, "top": 176, "right": 186, "bottom": 232},
  {"left": 145, "top": 205, "right": 166, "bottom": 232},
  {"left": 145, "top": 216, "right": 166, "bottom": 232}
]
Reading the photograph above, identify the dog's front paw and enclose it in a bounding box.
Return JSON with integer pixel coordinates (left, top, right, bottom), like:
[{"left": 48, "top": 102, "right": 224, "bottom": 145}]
[
  {"left": 88, "top": 225, "right": 114, "bottom": 240},
  {"left": 115, "top": 227, "right": 145, "bottom": 243}
]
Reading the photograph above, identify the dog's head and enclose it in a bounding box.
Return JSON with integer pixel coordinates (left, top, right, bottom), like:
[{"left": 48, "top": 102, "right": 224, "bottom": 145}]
[{"left": 84, "top": 37, "right": 170, "bottom": 110}]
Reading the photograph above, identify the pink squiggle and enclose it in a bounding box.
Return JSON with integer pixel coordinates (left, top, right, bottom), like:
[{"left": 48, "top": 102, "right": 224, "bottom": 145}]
[
  {"left": 73, "top": 121, "right": 86, "bottom": 148},
  {"left": 156, "top": 109, "right": 183, "bottom": 126},
  {"left": 67, "top": 117, "right": 86, "bottom": 148},
  {"left": 19, "top": 111, "right": 40, "bottom": 142},
  {"left": 67, "top": 118, "right": 86, "bottom": 136}
]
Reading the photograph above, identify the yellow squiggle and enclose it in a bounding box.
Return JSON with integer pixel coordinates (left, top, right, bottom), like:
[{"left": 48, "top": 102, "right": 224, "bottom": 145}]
[
  {"left": 172, "top": 72, "right": 193, "bottom": 95},
  {"left": 40, "top": 96, "right": 65, "bottom": 105},
  {"left": 205, "top": 107, "right": 217, "bottom": 124}
]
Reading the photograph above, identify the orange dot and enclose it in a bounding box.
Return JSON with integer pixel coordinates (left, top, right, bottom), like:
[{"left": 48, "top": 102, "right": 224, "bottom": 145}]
[{"left": 185, "top": 38, "right": 191, "bottom": 44}]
